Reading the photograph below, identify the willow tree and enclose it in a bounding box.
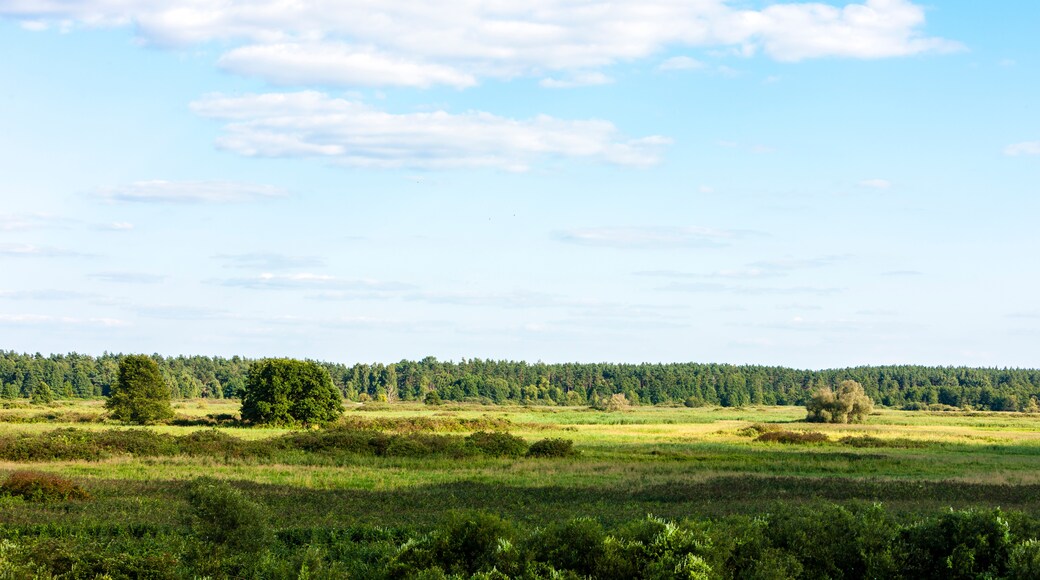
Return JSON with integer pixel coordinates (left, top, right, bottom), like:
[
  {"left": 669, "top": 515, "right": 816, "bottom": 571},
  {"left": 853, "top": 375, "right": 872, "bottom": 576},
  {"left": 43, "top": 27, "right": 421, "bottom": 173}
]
[{"left": 806, "top": 380, "right": 874, "bottom": 423}]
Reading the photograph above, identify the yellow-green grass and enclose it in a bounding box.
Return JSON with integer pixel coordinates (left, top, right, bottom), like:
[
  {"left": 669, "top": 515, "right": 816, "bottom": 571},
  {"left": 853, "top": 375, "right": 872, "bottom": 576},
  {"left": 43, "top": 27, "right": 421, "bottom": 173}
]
[{"left": 5, "top": 399, "right": 1040, "bottom": 531}]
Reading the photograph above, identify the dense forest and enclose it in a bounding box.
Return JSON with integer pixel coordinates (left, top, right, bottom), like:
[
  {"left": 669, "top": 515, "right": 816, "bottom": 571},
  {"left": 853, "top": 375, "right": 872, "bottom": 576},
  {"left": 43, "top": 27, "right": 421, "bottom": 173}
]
[{"left": 1, "top": 351, "right": 1039, "bottom": 411}]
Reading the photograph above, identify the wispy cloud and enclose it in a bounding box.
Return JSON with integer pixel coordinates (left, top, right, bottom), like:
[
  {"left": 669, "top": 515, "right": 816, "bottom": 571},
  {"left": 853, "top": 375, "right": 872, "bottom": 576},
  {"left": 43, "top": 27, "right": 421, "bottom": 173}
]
[
  {"left": 657, "top": 281, "right": 842, "bottom": 296},
  {"left": 221, "top": 272, "right": 414, "bottom": 291},
  {"left": 539, "top": 72, "right": 614, "bottom": 89},
  {"left": 1004, "top": 142, "right": 1040, "bottom": 156},
  {"left": 0, "top": 314, "right": 128, "bottom": 328},
  {"left": 859, "top": 178, "right": 892, "bottom": 189},
  {"left": 0, "top": 213, "right": 71, "bottom": 231},
  {"left": 556, "top": 226, "right": 751, "bottom": 249},
  {"left": 637, "top": 255, "right": 848, "bottom": 280},
  {"left": 0, "top": 243, "right": 88, "bottom": 258},
  {"left": 191, "top": 91, "right": 670, "bottom": 171},
  {"left": 882, "top": 270, "right": 923, "bottom": 277},
  {"left": 215, "top": 252, "right": 325, "bottom": 271},
  {"left": 0, "top": 290, "right": 94, "bottom": 301},
  {"left": 96, "top": 180, "right": 288, "bottom": 203},
  {"left": 658, "top": 56, "right": 704, "bottom": 71},
  {"left": 88, "top": 271, "right": 167, "bottom": 284}
]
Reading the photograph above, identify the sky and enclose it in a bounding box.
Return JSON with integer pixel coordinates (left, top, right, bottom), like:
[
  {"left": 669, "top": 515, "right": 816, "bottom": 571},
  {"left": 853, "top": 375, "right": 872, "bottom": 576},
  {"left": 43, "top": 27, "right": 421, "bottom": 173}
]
[{"left": 0, "top": 0, "right": 1037, "bottom": 368}]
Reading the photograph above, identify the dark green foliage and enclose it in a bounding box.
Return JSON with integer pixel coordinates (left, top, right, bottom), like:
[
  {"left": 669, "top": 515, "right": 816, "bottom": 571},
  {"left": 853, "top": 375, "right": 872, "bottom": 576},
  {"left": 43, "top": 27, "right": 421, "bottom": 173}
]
[
  {"left": 527, "top": 438, "right": 577, "bottom": 457},
  {"left": 465, "top": 431, "right": 529, "bottom": 457},
  {"left": 1, "top": 470, "right": 90, "bottom": 502},
  {"left": 393, "top": 511, "right": 517, "bottom": 576},
  {"left": 30, "top": 380, "right": 54, "bottom": 404},
  {"left": 424, "top": 390, "right": 442, "bottom": 405},
  {"left": 106, "top": 354, "right": 174, "bottom": 424},
  {"left": 4, "top": 350, "right": 1040, "bottom": 411},
  {"left": 755, "top": 430, "right": 829, "bottom": 444},
  {"left": 528, "top": 517, "right": 606, "bottom": 575},
  {"left": 896, "top": 508, "right": 1013, "bottom": 580},
  {"left": 1009, "top": 539, "right": 1040, "bottom": 578},
  {"left": 187, "top": 477, "right": 272, "bottom": 553},
  {"left": 241, "top": 358, "right": 343, "bottom": 426}
]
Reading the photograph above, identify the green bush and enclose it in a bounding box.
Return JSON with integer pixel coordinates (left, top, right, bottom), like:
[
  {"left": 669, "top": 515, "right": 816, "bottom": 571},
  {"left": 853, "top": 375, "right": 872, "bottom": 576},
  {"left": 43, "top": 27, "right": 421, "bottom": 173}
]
[
  {"left": 393, "top": 511, "right": 518, "bottom": 576},
  {"left": 1, "top": 470, "right": 90, "bottom": 502},
  {"left": 527, "top": 438, "right": 577, "bottom": 458},
  {"left": 896, "top": 508, "right": 1012, "bottom": 580},
  {"left": 1010, "top": 539, "right": 1040, "bottom": 578},
  {"left": 755, "top": 431, "right": 829, "bottom": 444},
  {"left": 187, "top": 477, "right": 272, "bottom": 553},
  {"left": 528, "top": 517, "right": 605, "bottom": 575},
  {"left": 466, "top": 431, "right": 529, "bottom": 457}
]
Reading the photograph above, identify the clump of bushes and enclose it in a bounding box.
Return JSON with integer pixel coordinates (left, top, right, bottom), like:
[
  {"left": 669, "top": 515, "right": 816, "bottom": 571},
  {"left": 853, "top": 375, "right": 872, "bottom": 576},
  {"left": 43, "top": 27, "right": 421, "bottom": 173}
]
[
  {"left": 737, "top": 423, "right": 782, "bottom": 437},
  {"left": 466, "top": 431, "right": 529, "bottom": 457},
  {"left": 1, "top": 470, "right": 90, "bottom": 502},
  {"left": 806, "top": 380, "right": 875, "bottom": 423},
  {"left": 187, "top": 477, "right": 272, "bottom": 553},
  {"left": 527, "top": 438, "right": 577, "bottom": 458},
  {"left": 592, "top": 393, "right": 630, "bottom": 412},
  {"left": 756, "top": 431, "right": 829, "bottom": 444},
  {"left": 838, "top": 435, "right": 928, "bottom": 448}
]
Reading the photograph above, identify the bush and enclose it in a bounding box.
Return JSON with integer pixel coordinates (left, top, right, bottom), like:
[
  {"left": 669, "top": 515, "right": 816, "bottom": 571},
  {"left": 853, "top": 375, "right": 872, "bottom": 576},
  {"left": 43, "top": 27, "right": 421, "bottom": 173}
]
[
  {"left": 755, "top": 431, "right": 829, "bottom": 444},
  {"left": 393, "top": 511, "right": 518, "bottom": 576},
  {"left": 187, "top": 477, "right": 272, "bottom": 553},
  {"left": 528, "top": 517, "right": 605, "bottom": 575},
  {"left": 241, "top": 359, "right": 343, "bottom": 426},
  {"left": 1010, "top": 539, "right": 1040, "bottom": 578},
  {"left": 806, "top": 380, "right": 874, "bottom": 423},
  {"left": 466, "top": 431, "right": 528, "bottom": 457},
  {"left": 896, "top": 508, "right": 1012, "bottom": 580},
  {"left": 106, "top": 355, "right": 174, "bottom": 424},
  {"left": 527, "top": 438, "right": 577, "bottom": 458},
  {"left": 1, "top": 470, "right": 90, "bottom": 502},
  {"left": 838, "top": 435, "right": 928, "bottom": 449},
  {"left": 737, "top": 423, "right": 781, "bottom": 437}
]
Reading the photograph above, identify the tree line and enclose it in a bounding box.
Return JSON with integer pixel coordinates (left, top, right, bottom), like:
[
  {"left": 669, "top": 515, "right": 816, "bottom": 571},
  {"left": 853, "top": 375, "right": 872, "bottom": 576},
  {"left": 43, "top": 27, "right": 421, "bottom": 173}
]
[{"left": 2, "top": 351, "right": 1039, "bottom": 411}]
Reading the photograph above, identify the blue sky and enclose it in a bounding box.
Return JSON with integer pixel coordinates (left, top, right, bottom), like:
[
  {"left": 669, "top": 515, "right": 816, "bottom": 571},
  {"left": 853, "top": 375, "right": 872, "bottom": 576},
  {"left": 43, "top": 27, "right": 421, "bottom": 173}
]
[{"left": 0, "top": 0, "right": 1037, "bottom": 368}]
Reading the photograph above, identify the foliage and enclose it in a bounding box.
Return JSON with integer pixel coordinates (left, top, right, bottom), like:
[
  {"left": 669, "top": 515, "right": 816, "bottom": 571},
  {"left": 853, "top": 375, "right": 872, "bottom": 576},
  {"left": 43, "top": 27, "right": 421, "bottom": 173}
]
[
  {"left": 187, "top": 477, "right": 272, "bottom": 553},
  {"left": 806, "top": 379, "right": 875, "bottom": 423},
  {"left": 106, "top": 354, "right": 174, "bottom": 424},
  {"left": 527, "top": 438, "right": 577, "bottom": 458},
  {"left": 1, "top": 470, "right": 90, "bottom": 502},
  {"left": 755, "top": 430, "right": 829, "bottom": 444},
  {"left": 29, "top": 380, "right": 53, "bottom": 405},
  {"left": 241, "top": 358, "right": 343, "bottom": 426},
  {"left": 4, "top": 350, "right": 1040, "bottom": 411},
  {"left": 466, "top": 431, "right": 529, "bottom": 457},
  {"left": 838, "top": 435, "right": 929, "bottom": 448}
]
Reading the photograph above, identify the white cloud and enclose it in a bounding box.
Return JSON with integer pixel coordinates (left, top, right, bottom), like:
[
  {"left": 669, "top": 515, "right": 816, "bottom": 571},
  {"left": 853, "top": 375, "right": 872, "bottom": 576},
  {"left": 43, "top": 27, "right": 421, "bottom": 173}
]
[
  {"left": 219, "top": 43, "right": 477, "bottom": 88},
  {"left": 88, "top": 271, "right": 167, "bottom": 284},
  {"left": 215, "top": 252, "right": 325, "bottom": 270},
  {"left": 658, "top": 56, "right": 705, "bottom": 71},
  {"left": 556, "top": 226, "right": 749, "bottom": 249},
  {"left": 1004, "top": 142, "right": 1040, "bottom": 157},
  {"left": 0, "top": 213, "right": 70, "bottom": 231},
  {"left": 859, "top": 178, "right": 892, "bottom": 189},
  {"left": 96, "top": 180, "right": 288, "bottom": 203},
  {"left": 0, "top": 243, "right": 86, "bottom": 258},
  {"left": 100, "top": 221, "right": 134, "bottom": 231},
  {"left": 0, "top": 314, "right": 127, "bottom": 327},
  {"left": 539, "top": 72, "right": 613, "bottom": 88},
  {"left": 191, "top": 91, "right": 669, "bottom": 170},
  {"left": 0, "top": 0, "right": 960, "bottom": 88},
  {"left": 221, "top": 272, "right": 414, "bottom": 291}
]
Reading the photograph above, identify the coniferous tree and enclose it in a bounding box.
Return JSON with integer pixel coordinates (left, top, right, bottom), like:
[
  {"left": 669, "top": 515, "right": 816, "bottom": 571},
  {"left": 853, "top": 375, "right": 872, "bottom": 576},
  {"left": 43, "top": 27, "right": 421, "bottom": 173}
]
[{"left": 107, "top": 355, "right": 174, "bottom": 424}]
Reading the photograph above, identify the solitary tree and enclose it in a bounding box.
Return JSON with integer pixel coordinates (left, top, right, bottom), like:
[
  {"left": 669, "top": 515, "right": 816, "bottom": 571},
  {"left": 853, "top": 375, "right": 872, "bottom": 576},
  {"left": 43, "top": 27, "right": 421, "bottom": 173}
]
[
  {"left": 806, "top": 380, "right": 874, "bottom": 423},
  {"left": 241, "top": 359, "right": 343, "bottom": 426},
  {"left": 107, "top": 355, "right": 174, "bottom": 424}
]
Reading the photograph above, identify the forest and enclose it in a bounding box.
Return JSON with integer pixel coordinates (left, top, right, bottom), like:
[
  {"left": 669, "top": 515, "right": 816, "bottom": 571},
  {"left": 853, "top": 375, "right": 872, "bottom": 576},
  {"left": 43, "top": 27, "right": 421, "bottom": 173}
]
[{"left": 1, "top": 351, "right": 1038, "bottom": 411}]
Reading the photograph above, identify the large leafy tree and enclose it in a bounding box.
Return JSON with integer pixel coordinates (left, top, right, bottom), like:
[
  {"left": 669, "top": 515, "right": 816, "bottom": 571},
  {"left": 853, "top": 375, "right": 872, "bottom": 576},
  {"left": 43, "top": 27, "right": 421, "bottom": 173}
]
[
  {"left": 806, "top": 380, "right": 874, "bottom": 423},
  {"left": 107, "top": 355, "right": 174, "bottom": 424},
  {"left": 241, "top": 359, "right": 343, "bottom": 426}
]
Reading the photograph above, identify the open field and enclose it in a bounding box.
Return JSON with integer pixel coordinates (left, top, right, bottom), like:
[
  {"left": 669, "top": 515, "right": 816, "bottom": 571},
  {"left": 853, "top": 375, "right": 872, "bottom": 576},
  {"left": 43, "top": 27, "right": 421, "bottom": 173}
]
[{"left": 3, "top": 400, "right": 1040, "bottom": 577}]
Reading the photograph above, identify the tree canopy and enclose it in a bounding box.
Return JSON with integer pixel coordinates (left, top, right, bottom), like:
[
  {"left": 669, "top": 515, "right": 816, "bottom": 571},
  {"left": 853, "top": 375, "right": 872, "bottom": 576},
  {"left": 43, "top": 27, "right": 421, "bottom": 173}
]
[
  {"left": 106, "top": 354, "right": 174, "bottom": 424},
  {"left": 241, "top": 358, "right": 343, "bottom": 426},
  {"left": 806, "top": 380, "right": 875, "bottom": 423}
]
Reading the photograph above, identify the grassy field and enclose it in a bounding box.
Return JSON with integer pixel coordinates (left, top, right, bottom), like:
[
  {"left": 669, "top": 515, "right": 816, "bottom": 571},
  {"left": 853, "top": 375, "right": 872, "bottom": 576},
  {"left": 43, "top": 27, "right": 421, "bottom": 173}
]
[{"left": 3, "top": 400, "right": 1040, "bottom": 577}]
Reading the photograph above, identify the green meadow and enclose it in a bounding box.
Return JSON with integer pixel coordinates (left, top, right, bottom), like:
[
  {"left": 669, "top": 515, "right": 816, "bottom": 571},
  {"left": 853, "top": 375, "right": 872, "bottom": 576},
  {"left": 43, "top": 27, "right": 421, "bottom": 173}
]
[{"left": 4, "top": 400, "right": 1040, "bottom": 577}]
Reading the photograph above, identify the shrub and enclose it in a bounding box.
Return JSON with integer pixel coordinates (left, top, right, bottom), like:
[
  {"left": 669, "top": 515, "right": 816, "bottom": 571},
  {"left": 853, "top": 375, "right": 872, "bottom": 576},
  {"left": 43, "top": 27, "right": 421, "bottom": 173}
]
[
  {"left": 896, "top": 508, "right": 1012, "bottom": 580},
  {"left": 466, "top": 431, "right": 528, "bottom": 457},
  {"left": 1010, "top": 539, "right": 1040, "bottom": 578},
  {"left": 737, "top": 423, "right": 781, "bottom": 437},
  {"left": 424, "top": 390, "right": 443, "bottom": 405},
  {"left": 1, "top": 470, "right": 90, "bottom": 502},
  {"left": 106, "top": 355, "right": 174, "bottom": 424},
  {"left": 187, "top": 477, "right": 272, "bottom": 553},
  {"left": 528, "top": 517, "right": 605, "bottom": 575},
  {"left": 527, "top": 438, "right": 577, "bottom": 458},
  {"left": 806, "top": 380, "right": 875, "bottom": 423},
  {"left": 838, "top": 435, "right": 928, "bottom": 449},
  {"left": 241, "top": 359, "right": 343, "bottom": 426},
  {"left": 755, "top": 431, "right": 829, "bottom": 444}
]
